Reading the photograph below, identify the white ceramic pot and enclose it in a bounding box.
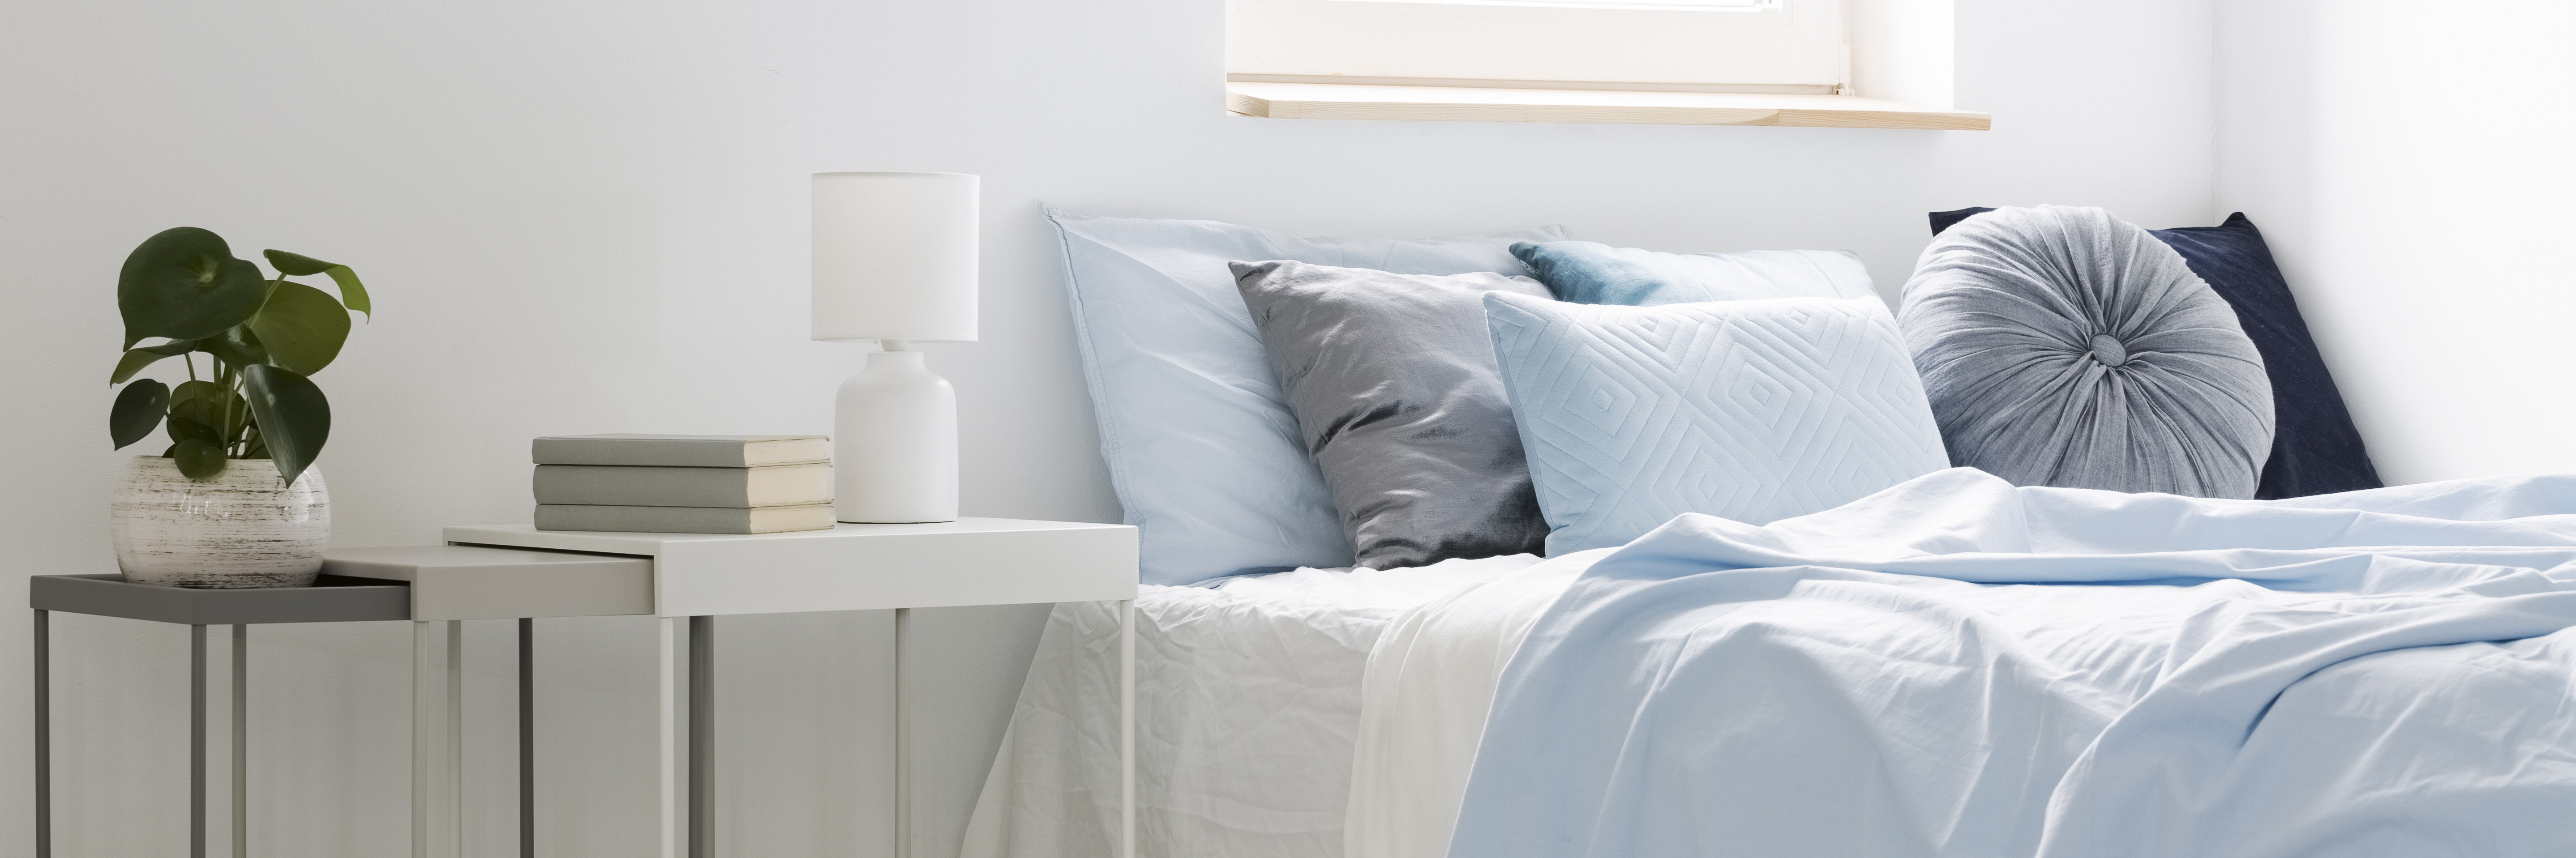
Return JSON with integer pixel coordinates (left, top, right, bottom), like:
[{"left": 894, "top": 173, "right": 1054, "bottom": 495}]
[{"left": 110, "top": 456, "right": 330, "bottom": 589}]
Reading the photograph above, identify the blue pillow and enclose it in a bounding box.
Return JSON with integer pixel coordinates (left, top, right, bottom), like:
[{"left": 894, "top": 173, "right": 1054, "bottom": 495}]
[
  {"left": 1483, "top": 292, "right": 1951, "bottom": 555},
  {"left": 1047, "top": 206, "right": 1566, "bottom": 585},
  {"left": 1929, "top": 207, "right": 2381, "bottom": 499},
  {"left": 1509, "top": 240, "right": 1877, "bottom": 306}
]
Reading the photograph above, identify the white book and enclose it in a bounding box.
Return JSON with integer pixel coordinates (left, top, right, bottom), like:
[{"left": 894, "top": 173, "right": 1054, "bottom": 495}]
[
  {"left": 531, "top": 463, "right": 833, "bottom": 508},
  {"left": 531, "top": 434, "right": 830, "bottom": 468},
  {"left": 533, "top": 503, "right": 838, "bottom": 534}
]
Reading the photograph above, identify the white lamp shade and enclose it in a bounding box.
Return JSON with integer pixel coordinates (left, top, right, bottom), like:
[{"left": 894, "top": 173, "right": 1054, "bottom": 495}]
[{"left": 812, "top": 171, "right": 980, "bottom": 342}]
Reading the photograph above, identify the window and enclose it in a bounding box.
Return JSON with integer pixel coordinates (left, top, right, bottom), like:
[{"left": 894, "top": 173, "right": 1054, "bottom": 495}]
[
  {"left": 1227, "top": 0, "right": 1849, "bottom": 94},
  {"left": 1223, "top": 0, "right": 1979, "bottom": 129}
]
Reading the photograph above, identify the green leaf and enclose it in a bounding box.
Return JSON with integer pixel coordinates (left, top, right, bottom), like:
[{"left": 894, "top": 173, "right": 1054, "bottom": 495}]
[
  {"left": 171, "top": 439, "right": 228, "bottom": 480},
  {"left": 109, "top": 340, "right": 200, "bottom": 384},
  {"left": 165, "top": 412, "right": 223, "bottom": 448},
  {"left": 167, "top": 380, "right": 240, "bottom": 442},
  {"left": 119, "top": 228, "right": 267, "bottom": 346},
  {"left": 109, "top": 379, "right": 169, "bottom": 449},
  {"left": 244, "top": 282, "right": 351, "bottom": 375},
  {"left": 324, "top": 267, "right": 370, "bottom": 318},
  {"left": 240, "top": 364, "right": 329, "bottom": 486},
  {"left": 261, "top": 249, "right": 336, "bottom": 276},
  {"left": 263, "top": 251, "right": 369, "bottom": 319},
  {"left": 201, "top": 326, "right": 269, "bottom": 370}
]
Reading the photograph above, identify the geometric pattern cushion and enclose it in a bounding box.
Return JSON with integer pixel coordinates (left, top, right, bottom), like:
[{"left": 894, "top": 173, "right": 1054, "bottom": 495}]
[
  {"left": 1901, "top": 205, "right": 2274, "bottom": 499},
  {"left": 1483, "top": 291, "right": 1952, "bottom": 555}
]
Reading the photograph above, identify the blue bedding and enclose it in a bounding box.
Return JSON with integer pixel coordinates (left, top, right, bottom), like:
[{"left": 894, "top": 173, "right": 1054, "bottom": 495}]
[{"left": 1451, "top": 468, "right": 2576, "bottom": 858}]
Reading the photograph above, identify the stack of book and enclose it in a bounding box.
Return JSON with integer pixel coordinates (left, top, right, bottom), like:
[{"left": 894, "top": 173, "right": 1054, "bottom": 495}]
[{"left": 531, "top": 434, "right": 837, "bottom": 534}]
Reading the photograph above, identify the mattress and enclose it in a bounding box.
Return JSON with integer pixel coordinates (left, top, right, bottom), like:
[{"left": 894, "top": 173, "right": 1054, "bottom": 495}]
[{"left": 960, "top": 555, "right": 1542, "bottom": 858}]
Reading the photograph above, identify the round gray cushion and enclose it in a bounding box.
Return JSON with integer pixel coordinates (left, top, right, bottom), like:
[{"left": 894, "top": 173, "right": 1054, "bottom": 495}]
[{"left": 1899, "top": 205, "right": 2275, "bottom": 498}]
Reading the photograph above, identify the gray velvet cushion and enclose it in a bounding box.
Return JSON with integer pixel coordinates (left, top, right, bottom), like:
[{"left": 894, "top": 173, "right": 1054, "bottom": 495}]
[
  {"left": 1898, "top": 205, "right": 2275, "bottom": 498},
  {"left": 1231, "top": 259, "right": 1552, "bottom": 569}
]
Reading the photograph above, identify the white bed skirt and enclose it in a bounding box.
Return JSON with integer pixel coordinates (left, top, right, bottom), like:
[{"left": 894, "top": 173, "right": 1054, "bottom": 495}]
[{"left": 960, "top": 556, "right": 1548, "bottom": 858}]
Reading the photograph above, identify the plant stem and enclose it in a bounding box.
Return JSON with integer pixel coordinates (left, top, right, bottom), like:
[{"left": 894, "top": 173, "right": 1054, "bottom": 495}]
[{"left": 184, "top": 352, "right": 198, "bottom": 383}]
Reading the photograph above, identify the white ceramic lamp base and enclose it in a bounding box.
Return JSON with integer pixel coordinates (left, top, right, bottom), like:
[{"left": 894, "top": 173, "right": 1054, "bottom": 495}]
[{"left": 834, "top": 346, "right": 959, "bottom": 523}]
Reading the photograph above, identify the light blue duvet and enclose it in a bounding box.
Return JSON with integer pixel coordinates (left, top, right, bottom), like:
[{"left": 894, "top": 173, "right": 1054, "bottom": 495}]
[{"left": 1452, "top": 468, "right": 2576, "bottom": 858}]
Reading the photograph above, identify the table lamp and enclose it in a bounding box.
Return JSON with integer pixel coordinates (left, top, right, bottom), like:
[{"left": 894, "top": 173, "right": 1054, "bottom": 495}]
[{"left": 811, "top": 171, "right": 979, "bottom": 523}]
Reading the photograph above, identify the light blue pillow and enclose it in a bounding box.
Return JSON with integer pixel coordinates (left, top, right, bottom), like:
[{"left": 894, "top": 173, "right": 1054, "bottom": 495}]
[
  {"left": 1047, "top": 206, "right": 1567, "bottom": 585},
  {"left": 1510, "top": 240, "right": 1877, "bottom": 306},
  {"left": 1483, "top": 292, "right": 1950, "bottom": 555}
]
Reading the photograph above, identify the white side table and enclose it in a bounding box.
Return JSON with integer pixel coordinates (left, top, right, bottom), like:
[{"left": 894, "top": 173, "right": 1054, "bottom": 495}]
[{"left": 441, "top": 519, "right": 1140, "bottom": 858}]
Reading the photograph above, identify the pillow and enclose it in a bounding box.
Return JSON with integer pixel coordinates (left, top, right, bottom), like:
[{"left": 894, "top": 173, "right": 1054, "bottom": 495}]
[
  {"left": 1928, "top": 207, "right": 2380, "bottom": 499},
  {"left": 1230, "top": 260, "right": 1551, "bottom": 570},
  {"left": 1509, "top": 240, "right": 1877, "bottom": 306},
  {"left": 1483, "top": 291, "right": 1950, "bottom": 555},
  {"left": 1901, "top": 205, "right": 2275, "bottom": 498},
  {"left": 1047, "top": 206, "right": 1566, "bottom": 585}
]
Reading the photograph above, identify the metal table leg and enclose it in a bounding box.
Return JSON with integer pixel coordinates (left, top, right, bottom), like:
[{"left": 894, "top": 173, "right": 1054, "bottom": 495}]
[
  {"left": 192, "top": 624, "right": 207, "bottom": 858},
  {"left": 33, "top": 609, "right": 47, "bottom": 858},
  {"left": 520, "top": 618, "right": 534, "bottom": 858},
  {"left": 657, "top": 617, "right": 682, "bottom": 858},
  {"left": 1119, "top": 599, "right": 1136, "bottom": 858},
  {"left": 414, "top": 621, "right": 433, "bottom": 858},
  {"left": 689, "top": 615, "right": 713, "bottom": 858},
  {"left": 233, "top": 624, "right": 247, "bottom": 858}
]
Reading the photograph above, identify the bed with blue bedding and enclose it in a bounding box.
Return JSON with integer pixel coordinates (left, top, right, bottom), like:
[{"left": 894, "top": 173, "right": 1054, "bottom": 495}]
[
  {"left": 970, "top": 208, "right": 2573, "bottom": 858},
  {"left": 1450, "top": 468, "right": 2576, "bottom": 858}
]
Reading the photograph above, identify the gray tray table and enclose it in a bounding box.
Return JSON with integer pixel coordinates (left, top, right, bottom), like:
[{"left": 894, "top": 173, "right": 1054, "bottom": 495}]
[{"left": 32, "top": 544, "right": 652, "bottom": 858}]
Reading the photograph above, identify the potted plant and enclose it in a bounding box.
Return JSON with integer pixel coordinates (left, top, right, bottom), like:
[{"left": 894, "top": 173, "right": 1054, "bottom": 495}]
[{"left": 105, "top": 227, "right": 371, "bottom": 588}]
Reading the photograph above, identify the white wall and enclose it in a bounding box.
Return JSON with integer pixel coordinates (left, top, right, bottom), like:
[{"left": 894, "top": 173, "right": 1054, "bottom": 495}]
[
  {"left": 0, "top": 0, "right": 2216, "bottom": 854},
  {"left": 2217, "top": 0, "right": 2576, "bottom": 484}
]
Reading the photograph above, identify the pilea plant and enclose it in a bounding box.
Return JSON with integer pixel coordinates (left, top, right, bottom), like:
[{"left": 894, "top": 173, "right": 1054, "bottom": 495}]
[{"left": 107, "top": 227, "right": 370, "bottom": 485}]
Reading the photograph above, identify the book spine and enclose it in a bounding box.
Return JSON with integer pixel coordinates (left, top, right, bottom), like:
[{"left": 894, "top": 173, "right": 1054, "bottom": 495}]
[
  {"left": 535, "top": 504, "right": 756, "bottom": 534},
  {"left": 531, "top": 439, "right": 748, "bottom": 468},
  {"left": 534, "top": 465, "right": 756, "bottom": 507}
]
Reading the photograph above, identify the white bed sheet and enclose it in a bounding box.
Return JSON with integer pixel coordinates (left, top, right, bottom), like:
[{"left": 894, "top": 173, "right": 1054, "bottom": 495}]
[{"left": 960, "top": 555, "right": 1540, "bottom": 858}]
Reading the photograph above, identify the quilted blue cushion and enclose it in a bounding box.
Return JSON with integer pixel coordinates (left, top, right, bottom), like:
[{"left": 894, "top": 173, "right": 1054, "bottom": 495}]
[
  {"left": 1483, "top": 292, "right": 1951, "bottom": 555},
  {"left": 1048, "top": 206, "right": 1565, "bottom": 585},
  {"left": 1510, "top": 240, "right": 1877, "bottom": 306}
]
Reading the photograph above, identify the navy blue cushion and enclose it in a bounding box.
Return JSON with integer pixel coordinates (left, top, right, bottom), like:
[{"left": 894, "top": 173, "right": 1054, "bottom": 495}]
[{"left": 1929, "top": 208, "right": 2381, "bottom": 499}]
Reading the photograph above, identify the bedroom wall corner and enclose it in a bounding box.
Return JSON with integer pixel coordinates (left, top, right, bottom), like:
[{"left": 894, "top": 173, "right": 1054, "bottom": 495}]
[{"left": 2215, "top": 0, "right": 2576, "bottom": 484}]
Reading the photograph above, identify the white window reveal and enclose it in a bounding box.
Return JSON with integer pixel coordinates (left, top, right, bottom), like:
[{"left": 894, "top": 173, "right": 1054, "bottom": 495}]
[{"left": 1224, "top": 0, "right": 1985, "bottom": 129}]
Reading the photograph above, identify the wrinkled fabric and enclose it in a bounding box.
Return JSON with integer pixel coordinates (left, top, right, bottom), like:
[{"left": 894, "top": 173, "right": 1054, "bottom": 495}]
[
  {"left": 961, "top": 555, "right": 1538, "bottom": 858},
  {"left": 1901, "top": 205, "right": 2274, "bottom": 498},
  {"left": 1453, "top": 468, "right": 2576, "bottom": 858},
  {"left": 1231, "top": 260, "right": 1552, "bottom": 570}
]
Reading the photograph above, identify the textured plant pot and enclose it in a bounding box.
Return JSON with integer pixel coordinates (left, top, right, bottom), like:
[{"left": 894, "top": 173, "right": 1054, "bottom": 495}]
[{"left": 110, "top": 456, "right": 330, "bottom": 589}]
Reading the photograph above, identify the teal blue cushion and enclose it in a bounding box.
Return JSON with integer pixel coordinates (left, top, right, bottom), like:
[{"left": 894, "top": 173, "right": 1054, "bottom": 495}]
[
  {"left": 1483, "top": 292, "right": 1951, "bottom": 555},
  {"left": 1510, "top": 240, "right": 1877, "bottom": 306}
]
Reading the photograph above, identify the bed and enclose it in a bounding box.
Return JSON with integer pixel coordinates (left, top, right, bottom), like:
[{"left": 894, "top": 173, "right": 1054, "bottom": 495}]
[{"left": 962, "top": 208, "right": 2576, "bottom": 858}]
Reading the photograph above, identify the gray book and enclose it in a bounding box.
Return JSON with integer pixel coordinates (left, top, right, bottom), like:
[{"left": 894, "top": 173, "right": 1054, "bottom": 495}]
[
  {"left": 534, "top": 503, "right": 838, "bottom": 534},
  {"left": 531, "top": 434, "right": 831, "bottom": 468},
  {"left": 532, "top": 463, "right": 833, "bottom": 508}
]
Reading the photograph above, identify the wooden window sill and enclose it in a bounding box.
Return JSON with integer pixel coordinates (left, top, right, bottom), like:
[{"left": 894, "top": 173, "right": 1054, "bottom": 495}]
[{"left": 1225, "top": 81, "right": 1989, "bottom": 130}]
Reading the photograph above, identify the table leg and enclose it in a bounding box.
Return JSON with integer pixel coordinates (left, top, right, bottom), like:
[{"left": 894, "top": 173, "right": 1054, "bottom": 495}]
[
  {"left": 414, "top": 621, "right": 433, "bottom": 858},
  {"left": 893, "top": 607, "right": 910, "bottom": 858},
  {"left": 232, "top": 624, "right": 247, "bottom": 858},
  {"left": 1119, "top": 599, "right": 1136, "bottom": 858},
  {"left": 689, "top": 615, "right": 713, "bottom": 858},
  {"left": 657, "top": 616, "right": 682, "bottom": 858},
  {"left": 32, "top": 609, "right": 47, "bottom": 858},
  {"left": 519, "top": 618, "right": 534, "bottom": 858},
  {"left": 448, "top": 620, "right": 463, "bottom": 856},
  {"left": 192, "top": 624, "right": 207, "bottom": 858}
]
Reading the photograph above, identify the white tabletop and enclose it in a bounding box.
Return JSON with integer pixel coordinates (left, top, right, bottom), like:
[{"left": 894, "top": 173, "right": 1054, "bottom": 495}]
[{"left": 443, "top": 517, "right": 1139, "bottom": 616}]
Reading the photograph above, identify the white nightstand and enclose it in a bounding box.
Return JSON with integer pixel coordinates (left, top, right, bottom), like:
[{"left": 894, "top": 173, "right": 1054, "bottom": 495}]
[{"left": 439, "top": 519, "right": 1140, "bottom": 858}]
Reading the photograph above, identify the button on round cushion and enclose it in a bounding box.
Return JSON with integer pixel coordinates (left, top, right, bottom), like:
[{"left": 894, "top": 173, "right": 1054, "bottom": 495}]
[{"left": 1898, "top": 205, "right": 2275, "bottom": 498}]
